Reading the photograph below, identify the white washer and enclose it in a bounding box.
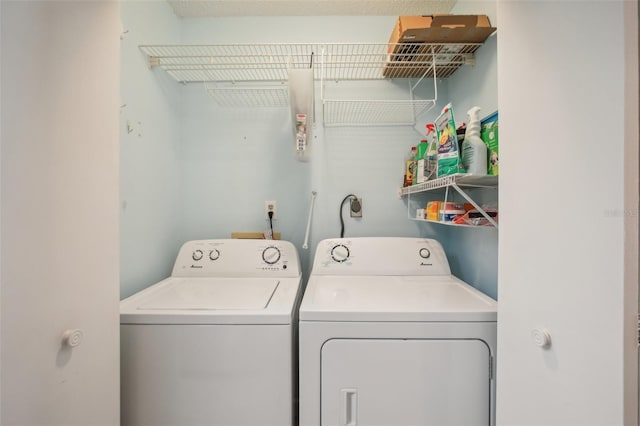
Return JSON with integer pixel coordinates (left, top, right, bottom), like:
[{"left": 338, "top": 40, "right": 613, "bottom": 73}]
[
  {"left": 120, "top": 239, "right": 302, "bottom": 426},
  {"left": 299, "top": 237, "right": 497, "bottom": 426}
]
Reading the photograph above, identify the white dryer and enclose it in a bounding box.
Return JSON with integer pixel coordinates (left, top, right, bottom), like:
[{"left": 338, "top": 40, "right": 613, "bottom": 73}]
[
  {"left": 299, "top": 237, "right": 497, "bottom": 426},
  {"left": 120, "top": 239, "right": 302, "bottom": 426}
]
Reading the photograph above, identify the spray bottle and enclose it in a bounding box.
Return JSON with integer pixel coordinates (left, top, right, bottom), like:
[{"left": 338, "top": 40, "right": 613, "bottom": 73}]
[
  {"left": 461, "top": 106, "right": 487, "bottom": 175},
  {"left": 414, "top": 138, "right": 428, "bottom": 184},
  {"left": 424, "top": 123, "right": 438, "bottom": 180}
]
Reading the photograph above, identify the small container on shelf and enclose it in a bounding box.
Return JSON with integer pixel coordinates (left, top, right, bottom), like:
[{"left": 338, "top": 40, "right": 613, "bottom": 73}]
[
  {"left": 403, "top": 146, "right": 417, "bottom": 187},
  {"left": 439, "top": 202, "right": 466, "bottom": 222}
]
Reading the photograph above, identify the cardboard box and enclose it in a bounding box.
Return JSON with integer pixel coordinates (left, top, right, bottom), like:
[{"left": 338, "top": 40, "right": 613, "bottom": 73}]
[
  {"left": 389, "top": 15, "right": 495, "bottom": 47},
  {"left": 481, "top": 112, "right": 499, "bottom": 176},
  {"left": 383, "top": 15, "right": 496, "bottom": 78},
  {"left": 426, "top": 201, "right": 442, "bottom": 221}
]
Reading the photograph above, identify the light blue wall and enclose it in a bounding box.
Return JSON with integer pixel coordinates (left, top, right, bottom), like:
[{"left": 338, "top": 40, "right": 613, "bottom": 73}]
[
  {"left": 431, "top": 0, "right": 499, "bottom": 299},
  {"left": 120, "top": 1, "right": 183, "bottom": 298},
  {"left": 120, "top": 8, "right": 499, "bottom": 299}
]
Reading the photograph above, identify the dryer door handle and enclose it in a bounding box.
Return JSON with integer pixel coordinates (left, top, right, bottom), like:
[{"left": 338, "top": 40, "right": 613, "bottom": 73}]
[{"left": 341, "top": 388, "right": 357, "bottom": 426}]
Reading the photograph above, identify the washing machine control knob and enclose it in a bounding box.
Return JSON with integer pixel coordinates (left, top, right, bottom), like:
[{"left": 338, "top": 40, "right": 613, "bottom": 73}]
[
  {"left": 262, "top": 246, "right": 281, "bottom": 264},
  {"left": 419, "top": 248, "right": 431, "bottom": 259},
  {"left": 331, "top": 244, "right": 350, "bottom": 263},
  {"left": 192, "top": 249, "right": 204, "bottom": 261},
  {"left": 209, "top": 249, "right": 220, "bottom": 261}
]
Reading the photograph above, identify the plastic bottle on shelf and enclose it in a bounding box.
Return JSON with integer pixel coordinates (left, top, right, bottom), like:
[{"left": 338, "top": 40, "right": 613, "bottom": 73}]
[
  {"left": 424, "top": 123, "right": 438, "bottom": 180},
  {"left": 404, "top": 146, "right": 417, "bottom": 187},
  {"left": 414, "top": 138, "right": 429, "bottom": 184},
  {"left": 461, "top": 106, "right": 488, "bottom": 175}
]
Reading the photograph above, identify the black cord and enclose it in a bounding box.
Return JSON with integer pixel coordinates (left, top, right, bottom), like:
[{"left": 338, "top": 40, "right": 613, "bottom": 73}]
[
  {"left": 339, "top": 194, "right": 357, "bottom": 238},
  {"left": 268, "top": 211, "right": 274, "bottom": 238}
]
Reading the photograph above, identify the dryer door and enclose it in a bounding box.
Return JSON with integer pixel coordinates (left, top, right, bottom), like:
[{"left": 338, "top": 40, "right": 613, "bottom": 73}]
[{"left": 321, "top": 339, "right": 491, "bottom": 426}]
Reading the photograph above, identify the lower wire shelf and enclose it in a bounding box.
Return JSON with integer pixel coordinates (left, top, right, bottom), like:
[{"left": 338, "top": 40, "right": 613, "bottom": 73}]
[
  {"left": 410, "top": 218, "right": 498, "bottom": 228},
  {"left": 402, "top": 173, "right": 499, "bottom": 229}
]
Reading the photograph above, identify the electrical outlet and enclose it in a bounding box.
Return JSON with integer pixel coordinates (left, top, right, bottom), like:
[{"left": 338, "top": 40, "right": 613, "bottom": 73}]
[
  {"left": 265, "top": 200, "right": 277, "bottom": 220},
  {"left": 350, "top": 197, "right": 362, "bottom": 218}
]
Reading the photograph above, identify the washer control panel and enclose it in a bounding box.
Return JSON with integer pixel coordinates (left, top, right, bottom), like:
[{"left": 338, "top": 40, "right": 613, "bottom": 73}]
[
  {"left": 313, "top": 237, "right": 451, "bottom": 276},
  {"left": 172, "top": 239, "right": 300, "bottom": 278}
]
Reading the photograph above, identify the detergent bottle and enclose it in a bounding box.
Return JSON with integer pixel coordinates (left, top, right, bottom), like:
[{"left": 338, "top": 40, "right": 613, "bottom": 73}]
[
  {"left": 461, "top": 106, "right": 487, "bottom": 175},
  {"left": 424, "top": 123, "right": 438, "bottom": 180},
  {"left": 414, "top": 138, "right": 428, "bottom": 184},
  {"left": 404, "top": 146, "right": 417, "bottom": 187}
]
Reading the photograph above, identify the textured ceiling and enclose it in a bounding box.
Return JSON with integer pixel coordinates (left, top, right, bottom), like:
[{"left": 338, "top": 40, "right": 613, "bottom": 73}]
[{"left": 168, "top": 0, "right": 457, "bottom": 17}]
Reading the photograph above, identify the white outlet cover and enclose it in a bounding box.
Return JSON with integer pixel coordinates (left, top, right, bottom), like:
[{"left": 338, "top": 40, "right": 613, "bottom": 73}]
[{"left": 265, "top": 200, "right": 277, "bottom": 220}]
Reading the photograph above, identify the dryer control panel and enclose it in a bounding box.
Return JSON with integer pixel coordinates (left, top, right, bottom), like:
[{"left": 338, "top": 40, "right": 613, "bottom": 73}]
[
  {"left": 172, "top": 239, "right": 300, "bottom": 278},
  {"left": 312, "top": 237, "right": 451, "bottom": 276}
]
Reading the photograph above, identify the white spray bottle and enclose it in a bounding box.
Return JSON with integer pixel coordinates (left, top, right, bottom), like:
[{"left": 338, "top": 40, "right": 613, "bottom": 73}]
[{"left": 461, "top": 106, "right": 487, "bottom": 175}]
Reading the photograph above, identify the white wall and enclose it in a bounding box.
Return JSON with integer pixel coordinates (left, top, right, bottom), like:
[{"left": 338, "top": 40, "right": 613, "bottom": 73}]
[
  {"left": 497, "top": 1, "right": 634, "bottom": 424},
  {"left": 1, "top": 1, "right": 120, "bottom": 424},
  {"left": 622, "top": 2, "right": 639, "bottom": 423},
  {"left": 120, "top": 1, "right": 183, "bottom": 298}
]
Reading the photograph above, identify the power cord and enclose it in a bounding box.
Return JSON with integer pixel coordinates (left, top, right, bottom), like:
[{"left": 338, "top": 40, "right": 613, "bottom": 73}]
[
  {"left": 339, "top": 194, "right": 357, "bottom": 238},
  {"left": 268, "top": 210, "right": 274, "bottom": 239}
]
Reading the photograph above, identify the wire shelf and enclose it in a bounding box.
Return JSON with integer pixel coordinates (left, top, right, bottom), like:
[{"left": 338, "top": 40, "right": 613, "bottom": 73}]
[
  {"left": 401, "top": 174, "right": 499, "bottom": 228},
  {"left": 141, "top": 42, "right": 480, "bottom": 82},
  {"left": 142, "top": 44, "right": 315, "bottom": 82},
  {"left": 139, "top": 42, "right": 484, "bottom": 124},
  {"left": 400, "top": 174, "right": 498, "bottom": 196},
  {"left": 323, "top": 99, "right": 436, "bottom": 126},
  {"left": 205, "top": 85, "right": 289, "bottom": 108}
]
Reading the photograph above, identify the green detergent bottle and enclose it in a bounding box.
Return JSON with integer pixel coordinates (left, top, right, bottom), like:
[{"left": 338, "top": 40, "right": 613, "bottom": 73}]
[
  {"left": 424, "top": 123, "right": 438, "bottom": 180},
  {"left": 414, "top": 138, "right": 429, "bottom": 184}
]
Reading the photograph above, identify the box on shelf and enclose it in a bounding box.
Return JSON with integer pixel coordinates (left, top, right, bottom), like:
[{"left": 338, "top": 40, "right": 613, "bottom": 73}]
[
  {"left": 426, "top": 201, "right": 473, "bottom": 222},
  {"left": 481, "top": 111, "right": 499, "bottom": 176},
  {"left": 426, "top": 201, "right": 442, "bottom": 221},
  {"left": 389, "top": 15, "right": 495, "bottom": 47},
  {"left": 383, "top": 15, "right": 496, "bottom": 79}
]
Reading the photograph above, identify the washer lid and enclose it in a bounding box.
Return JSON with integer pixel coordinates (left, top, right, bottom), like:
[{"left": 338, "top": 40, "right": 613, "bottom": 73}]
[
  {"left": 120, "top": 276, "right": 302, "bottom": 325},
  {"left": 137, "top": 278, "right": 279, "bottom": 310},
  {"left": 299, "top": 275, "right": 497, "bottom": 322}
]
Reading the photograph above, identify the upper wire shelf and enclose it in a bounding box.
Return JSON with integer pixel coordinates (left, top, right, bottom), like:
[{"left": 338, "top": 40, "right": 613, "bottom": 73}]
[
  {"left": 139, "top": 42, "right": 483, "bottom": 124},
  {"left": 140, "top": 42, "right": 480, "bottom": 83}
]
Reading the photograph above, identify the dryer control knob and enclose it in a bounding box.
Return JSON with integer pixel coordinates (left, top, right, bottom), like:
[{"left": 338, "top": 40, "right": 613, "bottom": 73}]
[
  {"left": 532, "top": 328, "right": 552, "bottom": 349},
  {"left": 262, "top": 246, "right": 281, "bottom": 264},
  {"left": 331, "top": 244, "right": 350, "bottom": 263},
  {"left": 62, "top": 329, "right": 83, "bottom": 348},
  {"left": 192, "top": 249, "right": 204, "bottom": 261}
]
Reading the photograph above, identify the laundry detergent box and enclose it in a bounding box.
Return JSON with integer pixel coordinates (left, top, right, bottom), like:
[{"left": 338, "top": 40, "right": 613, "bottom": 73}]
[
  {"left": 481, "top": 111, "right": 499, "bottom": 176},
  {"left": 435, "top": 103, "right": 465, "bottom": 176},
  {"left": 426, "top": 201, "right": 442, "bottom": 221}
]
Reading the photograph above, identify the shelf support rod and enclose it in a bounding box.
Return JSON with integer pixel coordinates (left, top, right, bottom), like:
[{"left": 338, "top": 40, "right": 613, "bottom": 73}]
[
  {"left": 450, "top": 183, "right": 498, "bottom": 228},
  {"left": 431, "top": 44, "right": 438, "bottom": 102},
  {"left": 410, "top": 44, "right": 436, "bottom": 92},
  {"left": 320, "top": 46, "right": 326, "bottom": 106}
]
